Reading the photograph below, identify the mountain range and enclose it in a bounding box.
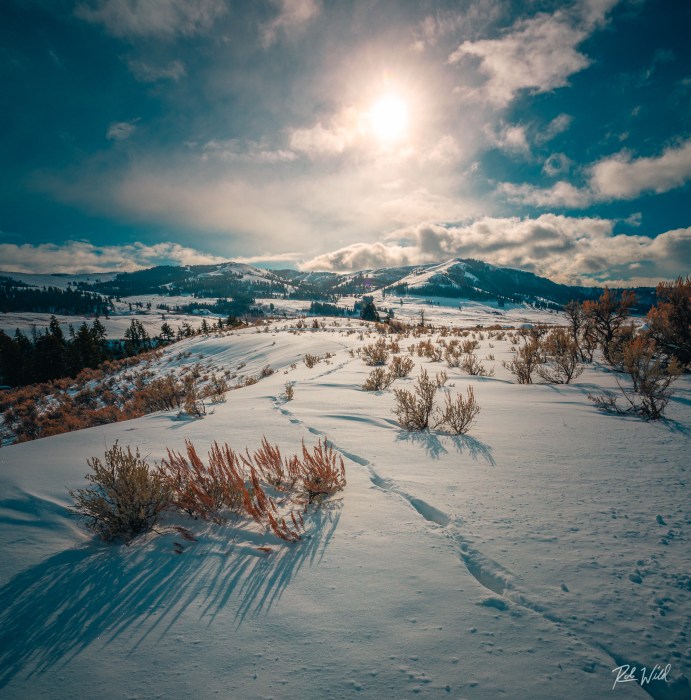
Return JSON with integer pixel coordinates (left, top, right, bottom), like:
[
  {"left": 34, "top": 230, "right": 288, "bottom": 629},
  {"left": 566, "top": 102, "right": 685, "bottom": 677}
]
[{"left": 2, "top": 258, "right": 658, "bottom": 313}]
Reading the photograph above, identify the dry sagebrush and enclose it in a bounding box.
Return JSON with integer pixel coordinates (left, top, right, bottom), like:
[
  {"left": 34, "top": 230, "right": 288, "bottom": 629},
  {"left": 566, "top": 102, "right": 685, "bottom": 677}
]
[
  {"left": 70, "top": 442, "right": 170, "bottom": 542},
  {"left": 361, "top": 338, "right": 390, "bottom": 366},
  {"left": 363, "top": 367, "right": 395, "bottom": 391},
  {"left": 434, "top": 386, "right": 480, "bottom": 435},
  {"left": 392, "top": 369, "right": 437, "bottom": 430}
]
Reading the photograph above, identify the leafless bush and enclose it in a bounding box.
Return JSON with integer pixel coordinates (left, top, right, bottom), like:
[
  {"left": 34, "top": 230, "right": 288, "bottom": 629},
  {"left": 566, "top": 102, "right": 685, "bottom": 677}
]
[
  {"left": 203, "top": 374, "right": 229, "bottom": 402},
  {"left": 434, "top": 386, "right": 480, "bottom": 434},
  {"left": 182, "top": 395, "right": 206, "bottom": 418},
  {"left": 502, "top": 338, "right": 543, "bottom": 384},
  {"left": 461, "top": 352, "right": 494, "bottom": 377},
  {"left": 135, "top": 375, "right": 185, "bottom": 412},
  {"left": 299, "top": 438, "right": 346, "bottom": 505},
  {"left": 618, "top": 337, "right": 681, "bottom": 419},
  {"left": 363, "top": 367, "right": 395, "bottom": 391},
  {"left": 393, "top": 369, "right": 437, "bottom": 430},
  {"left": 536, "top": 328, "right": 584, "bottom": 384},
  {"left": 160, "top": 439, "right": 245, "bottom": 521},
  {"left": 583, "top": 287, "right": 636, "bottom": 364},
  {"left": 428, "top": 344, "right": 443, "bottom": 362},
  {"left": 587, "top": 390, "right": 624, "bottom": 414},
  {"left": 461, "top": 339, "right": 479, "bottom": 354},
  {"left": 303, "top": 354, "right": 321, "bottom": 368},
  {"left": 435, "top": 370, "right": 449, "bottom": 388},
  {"left": 444, "top": 345, "right": 463, "bottom": 368},
  {"left": 389, "top": 354, "right": 414, "bottom": 378},
  {"left": 362, "top": 338, "right": 390, "bottom": 366},
  {"left": 70, "top": 443, "right": 170, "bottom": 542},
  {"left": 160, "top": 439, "right": 302, "bottom": 540},
  {"left": 284, "top": 381, "right": 295, "bottom": 401},
  {"left": 260, "top": 365, "right": 274, "bottom": 378},
  {"left": 251, "top": 437, "right": 301, "bottom": 493}
]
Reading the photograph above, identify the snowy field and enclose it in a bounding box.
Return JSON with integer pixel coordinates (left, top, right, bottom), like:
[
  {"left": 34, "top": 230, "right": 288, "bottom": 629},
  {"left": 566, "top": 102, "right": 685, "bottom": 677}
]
[
  {"left": 0, "top": 294, "right": 560, "bottom": 340},
  {"left": 0, "top": 312, "right": 689, "bottom": 699}
]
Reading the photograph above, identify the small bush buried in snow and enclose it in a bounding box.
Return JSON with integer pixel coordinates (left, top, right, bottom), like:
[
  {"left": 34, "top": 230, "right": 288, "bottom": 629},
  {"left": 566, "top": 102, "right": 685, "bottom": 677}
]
[
  {"left": 160, "top": 439, "right": 302, "bottom": 540},
  {"left": 434, "top": 370, "right": 449, "bottom": 388},
  {"left": 70, "top": 442, "right": 170, "bottom": 543},
  {"left": 617, "top": 337, "right": 681, "bottom": 420},
  {"left": 502, "top": 338, "right": 543, "bottom": 384},
  {"left": 363, "top": 367, "right": 395, "bottom": 391},
  {"left": 303, "top": 353, "right": 321, "bottom": 368},
  {"left": 389, "top": 354, "right": 414, "bottom": 378},
  {"left": 461, "top": 352, "right": 494, "bottom": 377},
  {"left": 393, "top": 369, "right": 437, "bottom": 430},
  {"left": 434, "top": 387, "right": 480, "bottom": 435},
  {"left": 536, "top": 327, "right": 584, "bottom": 384},
  {"left": 361, "top": 338, "right": 389, "bottom": 366},
  {"left": 252, "top": 437, "right": 302, "bottom": 493},
  {"left": 160, "top": 439, "right": 246, "bottom": 521},
  {"left": 299, "top": 438, "right": 346, "bottom": 505},
  {"left": 203, "top": 374, "right": 229, "bottom": 403},
  {"left": 284, "top": 381, "right": 295, "bottom": 401}
]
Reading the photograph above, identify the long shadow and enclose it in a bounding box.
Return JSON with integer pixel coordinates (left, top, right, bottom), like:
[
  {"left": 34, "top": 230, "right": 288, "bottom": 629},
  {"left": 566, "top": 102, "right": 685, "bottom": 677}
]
[
  {"left": 0, "top": 505, "right": 341, "bottom": 689},
  {"left": 395, "top": 430, "right": 448, "bottom": 458},
  {"left": 394, "top": 430, "right": 495, "bottom": 465},
  {"left": 449, "top": 435, "right": 496, "bottom": 466}
]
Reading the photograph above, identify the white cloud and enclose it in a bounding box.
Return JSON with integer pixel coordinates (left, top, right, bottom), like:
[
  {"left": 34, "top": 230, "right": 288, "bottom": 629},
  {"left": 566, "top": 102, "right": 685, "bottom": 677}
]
[
  {"left": 542, "top": 152, "right": 572, "bottom": 177},
  {"left": 0, "top": 241, "right": 227, "bottom": 274},
  {"left": 499, "top": 181, "right": 591, "bottom": 208},
  {"left": 127, "top": 58, "right": 186, "bottom": 83},
  {"left": 288, "top": 108, "right": 362, "bottom": 157},
  {"left": 301, "top": 215, "right": 691, "bottom": 286},
  {"left": 106, "top": 119, "right": 139, "bottom": 141},
  {"left": 412, "top": 0, "right": 508, "bottom": 51},
  {"left": 448, "top": 3, "right": 616, "bottom": 106},
  {"left": 536, "top": 113, "right": 572, "bottom": 144},
  {"left": 500, "top": 137, "right": 691, "bottom": 207},
  {"left": 486, "top": 123, "right": 530, "bottom": 156},
  {"left": 590, "top": 138, "right": 691, "bottom": 199},
  {"left": 201, "top": 139, "right": 297, "bottom": 164},
  {"left": 262, "top": 0, "right": 321, "bottom": 47},
  {"left": 75, "top": 0, "right": 226, "bottom": 39}
]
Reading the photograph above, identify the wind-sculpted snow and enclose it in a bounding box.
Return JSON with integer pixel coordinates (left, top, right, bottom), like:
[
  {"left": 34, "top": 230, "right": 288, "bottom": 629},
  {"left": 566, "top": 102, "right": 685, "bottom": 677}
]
[{"left": 0, "top": 316, "right": 688, "bottom": 699}]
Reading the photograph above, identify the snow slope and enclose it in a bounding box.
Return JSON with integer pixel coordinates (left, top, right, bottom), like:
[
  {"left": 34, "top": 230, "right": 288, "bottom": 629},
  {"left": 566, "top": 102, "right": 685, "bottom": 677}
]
[{"left": 0, "top": 316, "right": 689, "bottom": 699}]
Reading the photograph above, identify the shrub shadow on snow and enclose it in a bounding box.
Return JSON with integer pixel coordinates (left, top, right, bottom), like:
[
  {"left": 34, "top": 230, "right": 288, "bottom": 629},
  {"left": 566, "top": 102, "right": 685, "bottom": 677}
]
[
  {"left": 394, "top": 431, "right": 494, "bottom": 465},
  {"left": 0, "top": 504, "right": 341, "bottom": 688},
  {"left": 449, "top": 435, "right": 495, "bottom": 466}
]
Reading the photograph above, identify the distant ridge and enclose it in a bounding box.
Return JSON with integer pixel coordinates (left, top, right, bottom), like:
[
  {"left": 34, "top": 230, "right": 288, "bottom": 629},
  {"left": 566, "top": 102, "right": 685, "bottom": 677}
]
[{"left": 0, "top": 258, "right": 657, "bottom": 311}]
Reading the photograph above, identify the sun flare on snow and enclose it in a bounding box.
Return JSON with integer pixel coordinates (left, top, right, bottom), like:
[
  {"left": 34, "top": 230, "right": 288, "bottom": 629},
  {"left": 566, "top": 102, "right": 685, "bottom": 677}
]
[{"left": 368, "top": 93, "right": 409, "bottom": 144}]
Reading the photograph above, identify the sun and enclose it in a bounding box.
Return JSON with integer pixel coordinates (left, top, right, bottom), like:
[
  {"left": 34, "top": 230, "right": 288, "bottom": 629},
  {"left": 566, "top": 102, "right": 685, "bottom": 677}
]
[{"left": 368, "top": 94, "right": 408, "bottom": 144}]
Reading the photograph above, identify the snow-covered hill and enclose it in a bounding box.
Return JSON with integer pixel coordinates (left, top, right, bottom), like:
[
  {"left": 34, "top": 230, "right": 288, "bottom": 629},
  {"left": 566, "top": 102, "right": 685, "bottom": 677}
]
[{"left": 0, "top": 312, "right": 688, "bottom": 699}]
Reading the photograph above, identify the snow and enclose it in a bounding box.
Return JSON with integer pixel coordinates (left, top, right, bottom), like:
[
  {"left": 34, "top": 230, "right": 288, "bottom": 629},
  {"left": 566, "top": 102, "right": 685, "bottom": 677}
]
[
  {"left": 0, "top": 313, "right": 689, "bottom": 699},
  {"left": 0, "top": 271, "right": 118, "bottom": 290}
]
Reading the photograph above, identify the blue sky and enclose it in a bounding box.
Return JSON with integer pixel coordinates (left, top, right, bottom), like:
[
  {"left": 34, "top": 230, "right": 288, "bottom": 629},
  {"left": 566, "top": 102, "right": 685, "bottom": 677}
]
[{"left": 1, "top": 0, "right": 690, "bottom": 285}]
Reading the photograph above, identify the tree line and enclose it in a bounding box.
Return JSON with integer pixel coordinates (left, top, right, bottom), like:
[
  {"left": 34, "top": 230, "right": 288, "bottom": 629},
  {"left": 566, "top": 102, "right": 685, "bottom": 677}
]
[
  {"left": 0, "top": 277, "right": 112, "bottom": 315},
  {"left": 0, "top": 318, "right": 152, "bottom": 386}
]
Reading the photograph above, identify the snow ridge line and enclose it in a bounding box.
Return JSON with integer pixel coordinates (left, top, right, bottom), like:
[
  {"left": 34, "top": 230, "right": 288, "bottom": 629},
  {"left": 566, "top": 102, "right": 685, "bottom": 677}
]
[{"left": 268, "top": 395, "right": 686, "bottom": 699}]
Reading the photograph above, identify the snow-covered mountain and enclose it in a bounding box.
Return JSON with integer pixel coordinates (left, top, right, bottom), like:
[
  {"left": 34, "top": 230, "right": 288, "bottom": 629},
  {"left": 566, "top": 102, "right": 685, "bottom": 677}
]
[{"left": 1, "top": 258, "right": 655, "bottom": 310}]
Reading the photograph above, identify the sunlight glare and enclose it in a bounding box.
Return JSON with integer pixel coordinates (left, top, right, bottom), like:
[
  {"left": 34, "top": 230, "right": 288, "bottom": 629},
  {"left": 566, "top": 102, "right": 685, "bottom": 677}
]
[{"left": 369, "top": 94, "right": 408, "bottom": 144}]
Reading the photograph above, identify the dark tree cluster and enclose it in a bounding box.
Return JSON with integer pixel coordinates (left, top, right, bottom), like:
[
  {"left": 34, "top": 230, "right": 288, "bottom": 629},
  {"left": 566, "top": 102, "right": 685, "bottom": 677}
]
[
  {"left": 0, "top": 317, "right": 154, "bottom": 387},
  {"left": 0, "top": 277, "right": 112, "bottom": 315}
]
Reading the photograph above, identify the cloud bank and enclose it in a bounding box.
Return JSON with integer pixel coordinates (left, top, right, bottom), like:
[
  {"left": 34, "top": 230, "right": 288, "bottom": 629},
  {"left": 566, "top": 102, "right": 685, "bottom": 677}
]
[
  {"left": 501, "top": 137, "right": 691, "bottom": 207},
  {"left": 0, "top": 241, "right": 226, "bottom": 275},
  {"left": 300, "top": 215, "right": 691, "bottom": 287}
]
